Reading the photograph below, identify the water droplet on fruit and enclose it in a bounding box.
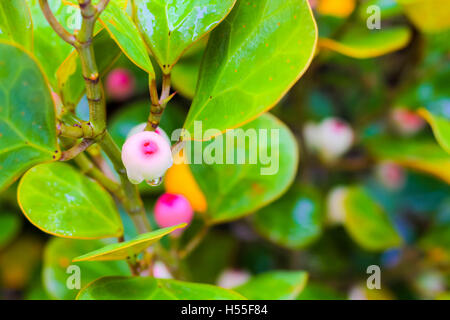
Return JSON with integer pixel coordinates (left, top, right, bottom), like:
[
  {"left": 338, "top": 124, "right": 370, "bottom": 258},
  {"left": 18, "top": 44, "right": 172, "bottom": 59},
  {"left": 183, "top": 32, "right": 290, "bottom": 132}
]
[{"left": 146, "top": 177, "right": 163, "bottom": 186}]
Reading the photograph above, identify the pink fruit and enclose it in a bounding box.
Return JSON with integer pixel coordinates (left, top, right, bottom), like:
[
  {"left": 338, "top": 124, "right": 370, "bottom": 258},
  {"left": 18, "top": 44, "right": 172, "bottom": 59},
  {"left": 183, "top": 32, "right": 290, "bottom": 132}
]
[
  {"left": 376, "top": 162, "right": 406, "bottom": 190},
  {"left": 105, "top": 68, "right": 136, "bottom": 101},
  {"left": 391, "top": 108, "right": 425, "bottom": 136},
  {"left": 127, "top": 123, "right": 171, "bottom": 144},
  {"left": 121, "top": 131, "right": 173, "bottom": 184},
  {"left": 154, "top": 193, "right": 193, "bottom": 232}
]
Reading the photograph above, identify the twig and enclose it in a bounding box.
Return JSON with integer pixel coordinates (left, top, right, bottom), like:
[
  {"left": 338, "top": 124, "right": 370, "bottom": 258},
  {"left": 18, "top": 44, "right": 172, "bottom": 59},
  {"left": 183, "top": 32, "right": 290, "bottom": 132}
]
[
  {"left": 59, "top": 138, "right": 94, "bottom": 161},
  {"left": 39, "top": 0, "right": 76, "bottom": 46}
]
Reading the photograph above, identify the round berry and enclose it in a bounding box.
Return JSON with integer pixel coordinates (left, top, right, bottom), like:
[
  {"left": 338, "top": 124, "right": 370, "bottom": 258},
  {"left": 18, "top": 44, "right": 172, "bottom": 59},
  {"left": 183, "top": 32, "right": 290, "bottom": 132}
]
[
  {"left": 106, "top": 68, "right": 135, "bottom": 101},
  {"left": 154, "top": 193, "right": 193, "bottom": 232},
  {"left": 127, "top": 123, "right": 171, "bottom": 144},
  {"left": 121, "top": 131, "right": 173, "bottom": 184}
]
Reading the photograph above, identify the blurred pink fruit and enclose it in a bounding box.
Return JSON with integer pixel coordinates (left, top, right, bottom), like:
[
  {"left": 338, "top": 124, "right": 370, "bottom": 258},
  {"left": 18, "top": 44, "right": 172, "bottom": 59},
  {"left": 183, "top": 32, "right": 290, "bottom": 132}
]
[
  {"left": 106, "top": 68, "right": 136, "bottom": 101},
  {"left": 391, "top": 108, "right": 425, "bottom": 136},
  {"left": 375, "top": 162, "right": 406, "bottom": 190}
]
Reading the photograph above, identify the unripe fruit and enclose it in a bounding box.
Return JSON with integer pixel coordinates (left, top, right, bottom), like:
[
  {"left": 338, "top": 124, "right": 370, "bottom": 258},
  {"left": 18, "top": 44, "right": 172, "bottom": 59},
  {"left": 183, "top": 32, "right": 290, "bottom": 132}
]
[
  {"left": 375, "top": 162, "right": 405, "bottom": 190},
  {"left": 303, "top": 117, "right": 354, "bottom": 163},
  {"left": 105, "top": 68, "right": 135, "bottom": 101},
  {"left": 326, "top": 186, "right": 348, "bottom": 225},
  {"left": 317, "top": 0, "right": 355, "bottom": 18},
  {"left": 217, "top": 269, "right": 251, "bottom": 289},
  {"left": 127, "top": 122, "right": 171, "bottom": 144},
  {"left": 164, "top": 162, "right": 208, "bottom": 213},
  {"left": 154, "top": 193, "right": 193, "bottom": 232},
  {"left": 390, "top": 108, "right": 425, "bottom": 136},
  {"left": 121, "top": 131, "right": 173, "bottom": 184}
]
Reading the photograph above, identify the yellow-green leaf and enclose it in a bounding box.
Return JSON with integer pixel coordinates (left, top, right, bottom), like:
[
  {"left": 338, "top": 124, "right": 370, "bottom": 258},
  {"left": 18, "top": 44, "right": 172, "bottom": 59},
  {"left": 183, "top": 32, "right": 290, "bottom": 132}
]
[
  {"left": 319, "top": 26, "right": 411, "bottom": 59},
  {"left": 77, "top": 276, "right": 246, "bottom": 300},
  {"left": 73, "top": 224, "right": 186, "bottom": 262}
]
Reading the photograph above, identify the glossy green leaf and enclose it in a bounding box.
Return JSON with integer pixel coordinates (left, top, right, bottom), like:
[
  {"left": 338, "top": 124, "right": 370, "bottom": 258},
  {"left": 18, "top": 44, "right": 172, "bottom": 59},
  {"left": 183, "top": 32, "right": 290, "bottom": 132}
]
[
  {"left": 132, "top": 0, "right": 236, "bottom": 73},
  {"left": 43, "top": 237, "right": 130, "bottom": 300},
  {"left": 18, "top": 162, "right": 123, "bottom": 239},
  {"left": 56, "top": 29, "right": 122, "bottom": 109},
  {"left": 366, "top": 137, "right": 450, "bottom": 184},
  {"left": 183, "top": 0, "right": 317, "bottom": 139},
  {"left": 188, "top": 113, "right": 299, "bottom": 223},
  {"left": 27, "top": 0, "right": 79, "bottom": 89},
  {"left": 397, "top": 0, "right": 450, "bottom": 33},
  {"left": 171, "top": 49, "right": 202, "bottom": 99},
  {"left": 319, "top": 26, "right": 411, "bottom": 59},
  {"left": 0, "top": 42, "right": 60, "bottom": 191},
  {"left": 100, "top": 2, "right": 154, "bottom": 76},
  {"left": 234, "top": 271, "right": 308, "bottom": 300},
  {"left": 77, "top": 276, "right": 245, "bottom": 300},
  {"left": 252, "top": 186, "right": 323, "bottom": 249},
  {"left": 0, "top": 0, "right": 33, "bottom": 50},
  {"left": 74, "top": 224, "right": 186, "bottom": 262},
  {"left": 0, "top": 213, "right": 21, "bottom": 249},
  {"left": 419, "top": 108, "right": 450, "bottom": 155},
  {"left": 343, "top": 186, "right": 402, "bottom": 251}
]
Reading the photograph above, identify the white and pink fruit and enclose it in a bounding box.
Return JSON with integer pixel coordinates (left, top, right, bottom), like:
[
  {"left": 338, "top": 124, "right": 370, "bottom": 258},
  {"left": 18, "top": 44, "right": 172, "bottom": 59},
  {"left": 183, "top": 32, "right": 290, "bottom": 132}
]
[
  {"left": 154, "top": 193, "right": 193, "bottom": 233},
  {"left": 121, "top": 131, "right": 173, "bottom": 184},
  {"left": 303, "top": 117, "right": 354, "bottom": 163},
  {"left": 127, "top": 122, "right": 171, "bottom": 145}
]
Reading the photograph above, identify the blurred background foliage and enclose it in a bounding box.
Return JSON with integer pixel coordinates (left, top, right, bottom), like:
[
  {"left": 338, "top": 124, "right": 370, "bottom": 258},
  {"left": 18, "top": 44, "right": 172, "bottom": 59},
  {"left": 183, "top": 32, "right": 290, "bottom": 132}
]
[{"left": 1, "top": 0, "right": 449, "bottom": 300}]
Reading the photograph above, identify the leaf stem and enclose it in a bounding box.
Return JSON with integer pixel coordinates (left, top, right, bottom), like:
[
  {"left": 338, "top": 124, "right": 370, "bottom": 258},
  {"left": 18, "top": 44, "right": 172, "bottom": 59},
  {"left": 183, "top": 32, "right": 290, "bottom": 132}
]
[
  {"left": 145, "top": 74, "right": 172, "bottom": 131},
  {"left": 39, "top": 0, "right": 76, "bottom": 46},
  {"left": 59, "top": 138, "right": 95, "bottom": 161}
]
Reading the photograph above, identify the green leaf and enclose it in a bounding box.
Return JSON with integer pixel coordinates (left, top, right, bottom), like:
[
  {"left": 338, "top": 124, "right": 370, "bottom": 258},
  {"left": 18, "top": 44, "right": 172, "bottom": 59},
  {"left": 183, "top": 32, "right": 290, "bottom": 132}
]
[
  {"left": 420, "top": 225, "right": 450, "bottom": 259},
  {"left": 171, "top": 49, "right": 202, "bottom": 100},
  {"left": 27, "top": 0, "right": 79, "bottom": 89},
  {"left": 366, "top": 137, "right": 450, "bottom": 184},
  {"left": 100, "top": 2, "right": 154, "bottom": 76},
  {"left": 73, "top": 224, "right": 186, "bottom": 262},
  {"left": 319, "top": 26, "right": 411, "bottom": 59},
  {"left": 342, "top": 186, "right": 402, "bottom": 251},
  {"left": 0, "top": 42, "right": 60, "bottom": 192},
  {"left": 0, "top": 212, "right": 21, "bottom": 249},
  {"left": 183, "top": 0, "right": 317, "bottom": 139},
  {"left": 77, "top": 276, "right": 246, "bottom": 300},
  {"left": 18, "top": 162, "right": 123, "bottom": 239},
  {"left": 188, "top": 113, "right": 299, "bottom": 223},
  {"left": 397, "top": 0, "right": 450, "bottom": 33},
  {"left": 0, "top": 0, "right": 33, "bottom": 50},
  {"left": 234, "top": 271, "right": 308, "bottom": 300},
  {"left": 43, "top": 237, "right": 130, "bottom": 300},
  {"left": 56, "top": 29, "right": 122, "bottom": 109},
  {"left": 132, "top": 0, "right": 236, "bottom": 73},
  {"left": 252, "top": 186, "right": 323, "bottom": 249},
  {"left": 419, "top": 108, "right": 450, "bottom": 155}
]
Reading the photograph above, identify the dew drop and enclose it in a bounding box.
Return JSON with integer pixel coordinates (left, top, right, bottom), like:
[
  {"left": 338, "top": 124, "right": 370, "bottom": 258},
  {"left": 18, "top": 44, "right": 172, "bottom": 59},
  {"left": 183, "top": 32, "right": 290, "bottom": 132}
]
[{"left": 146, "top": 177, "right": 163, "bottom": 186}]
